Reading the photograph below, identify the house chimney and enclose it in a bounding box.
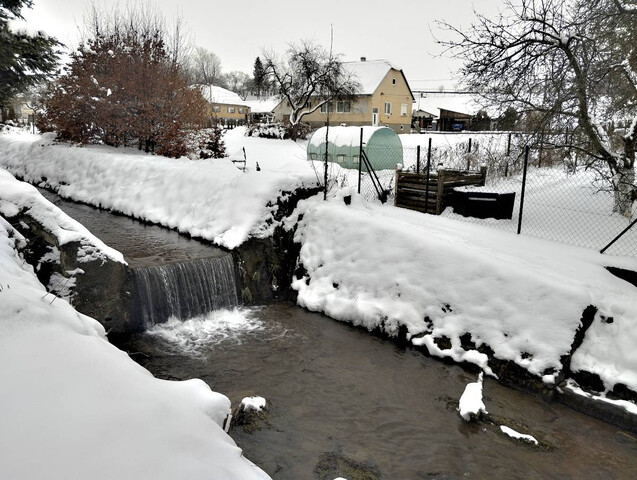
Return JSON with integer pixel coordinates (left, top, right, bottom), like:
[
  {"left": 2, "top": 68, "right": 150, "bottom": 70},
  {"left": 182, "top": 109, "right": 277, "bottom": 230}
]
[{"left": 360, "top": 56, "right": 366, "bottom": 62}]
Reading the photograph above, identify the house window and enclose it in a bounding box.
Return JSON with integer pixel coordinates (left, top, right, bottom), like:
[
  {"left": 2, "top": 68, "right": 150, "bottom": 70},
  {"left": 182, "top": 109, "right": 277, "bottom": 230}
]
[
  {"left": 336, "top": 101, "right": 351, "bottom": 113},
  {"left": 239, "top": 107, "right": 244, "bottom": 114},
  {"left": 320, "top": 102, "right": 334, "bottom": 113},
  {"left": 227, "top": 106, "right": 235, "bottom": 114},
  {"left": 401, "top": 104, "right": 408, "bottom": 116},
  {"left": 384, "top": 102, "right": 392, "bottom": 115},
  {"left": 336, "top": 154, "right": 346, "bottom": 164},
  {"left": 392, "top": 77, "right": 397, "bottom": 85},
  {"left": 352, "top": 155, "right": 359, "bottom": 166},
  {"left": 212, "top": 106, "right": 221, "bottom": 113}
]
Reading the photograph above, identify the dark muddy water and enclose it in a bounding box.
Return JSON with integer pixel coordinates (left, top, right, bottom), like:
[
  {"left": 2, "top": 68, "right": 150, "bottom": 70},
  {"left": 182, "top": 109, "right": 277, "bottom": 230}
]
[
  {"left": 114, "top": 304, "right": 637, "bottom": 480},
  {"left": 43, "top": 188, "right": 637, "bottom": 480}
]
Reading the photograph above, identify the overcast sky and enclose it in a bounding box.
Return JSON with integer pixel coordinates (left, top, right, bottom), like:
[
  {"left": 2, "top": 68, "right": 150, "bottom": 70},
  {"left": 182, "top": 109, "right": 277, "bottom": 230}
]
[{"left": 22, "top": 0, "right": 506, "bottom": 90}]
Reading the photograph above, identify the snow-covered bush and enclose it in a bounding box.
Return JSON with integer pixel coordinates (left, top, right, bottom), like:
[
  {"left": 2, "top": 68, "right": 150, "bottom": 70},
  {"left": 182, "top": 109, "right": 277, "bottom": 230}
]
[
  {"left": 184, "top": 127, "right": 227, "bottom": 159},
  {"left": 35, "top": 8, "right": 210, "bottom": 159},
  {"left": 246, "top": 123, "right": 288, "bottom": 139}
]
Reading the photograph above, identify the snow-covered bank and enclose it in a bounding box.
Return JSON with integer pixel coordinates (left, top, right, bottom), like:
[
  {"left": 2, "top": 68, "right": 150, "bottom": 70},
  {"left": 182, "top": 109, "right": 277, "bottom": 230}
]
[
  {"left": 291, "top": 194, "right": 637, "bottom": 396},
  {"left": 0, "top": 168, "right": 124, "bottom": 264},
  {"left": 0, "top": 128, "right": 315, "bottom": 249},
  {"left": 0, "top": 219, "right": 269, "bottom": 479}
]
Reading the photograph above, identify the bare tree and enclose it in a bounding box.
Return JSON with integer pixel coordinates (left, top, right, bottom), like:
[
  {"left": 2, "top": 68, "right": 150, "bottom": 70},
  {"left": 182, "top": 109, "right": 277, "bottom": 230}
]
[
  {"left": 441, "top": 0, "right": 637, "bottom": 217},
  {"left": 223, "top": 71, "right": 252, "bottom": 100},
  {"left": 187, "top": 46, "right": 223, "bottom": 85},
  {"left": 263, "top": 40, "right": 359, "bottom": 139}
]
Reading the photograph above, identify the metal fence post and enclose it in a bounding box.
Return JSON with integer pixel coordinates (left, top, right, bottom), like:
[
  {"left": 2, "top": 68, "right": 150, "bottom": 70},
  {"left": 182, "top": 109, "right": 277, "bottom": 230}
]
[
  {"left": 600, "top": 218, "right": 637, "bottom": 254},
  {"left": 517, "top": 145, "right": 530, "bottom": 235},
  {"left": 425, "top": 137, "right": 432, "bottom": 214},
  {"left": 416, "top": 145, "right": 421, "bottom": 174},
  {"left": 357, "top": 127, "right": 363, "bottom": 195},
  {"left": 466, "top": 138, "right": 472, "bottom": 170}
]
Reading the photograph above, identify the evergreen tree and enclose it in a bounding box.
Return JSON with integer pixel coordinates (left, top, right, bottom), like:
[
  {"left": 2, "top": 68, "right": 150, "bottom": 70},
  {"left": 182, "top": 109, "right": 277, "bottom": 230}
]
[
  {"left": 0, "top": 0, "right": 59, "bottom": 111},
  {"left": 253, "top": 56, "right": 267, "bottom": 98}
]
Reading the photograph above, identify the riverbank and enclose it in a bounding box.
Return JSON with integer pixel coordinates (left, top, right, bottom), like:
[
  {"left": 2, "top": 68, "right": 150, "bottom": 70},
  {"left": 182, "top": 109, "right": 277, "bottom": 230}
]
[{"left": 2, "top": 126, "right": 637, "bottom": 427}]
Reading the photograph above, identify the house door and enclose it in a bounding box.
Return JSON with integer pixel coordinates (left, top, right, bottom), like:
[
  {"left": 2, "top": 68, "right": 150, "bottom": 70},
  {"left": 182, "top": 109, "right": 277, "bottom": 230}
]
[{"left": 372, "top": 108, "right": 379, "bottom": 126}]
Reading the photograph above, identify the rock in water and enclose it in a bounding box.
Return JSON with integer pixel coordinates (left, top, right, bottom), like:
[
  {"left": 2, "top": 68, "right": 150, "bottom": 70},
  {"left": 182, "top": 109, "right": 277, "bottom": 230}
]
[{"left": 458, "top": 372, "right": 487, "bottom": 421}]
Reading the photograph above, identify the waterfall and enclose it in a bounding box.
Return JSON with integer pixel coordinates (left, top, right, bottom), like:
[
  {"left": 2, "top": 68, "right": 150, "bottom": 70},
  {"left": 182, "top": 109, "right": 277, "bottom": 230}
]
[{"left": 132, "top": 254, "right": 238, "bottom": 327}]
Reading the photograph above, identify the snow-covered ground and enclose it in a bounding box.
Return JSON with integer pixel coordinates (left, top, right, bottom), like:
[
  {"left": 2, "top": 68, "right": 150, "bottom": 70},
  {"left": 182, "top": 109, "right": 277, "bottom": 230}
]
[
  {"left": 0, "top": 218, "right": 269, "bottom": 480},
  {"left": 0, "top": 127, "right": 316, "bottom": 249}
]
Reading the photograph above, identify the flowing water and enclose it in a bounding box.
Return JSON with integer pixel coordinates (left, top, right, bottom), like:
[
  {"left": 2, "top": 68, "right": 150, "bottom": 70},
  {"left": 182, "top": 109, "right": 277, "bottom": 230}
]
[{"left": 43, "top": 189, "right": 637, "bottom": 480}]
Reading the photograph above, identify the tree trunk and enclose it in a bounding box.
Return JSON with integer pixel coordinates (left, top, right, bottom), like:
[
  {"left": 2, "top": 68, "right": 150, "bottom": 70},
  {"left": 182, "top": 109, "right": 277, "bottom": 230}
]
[{"left": 613, "top": 137, "right": 636, "bottom": 218}]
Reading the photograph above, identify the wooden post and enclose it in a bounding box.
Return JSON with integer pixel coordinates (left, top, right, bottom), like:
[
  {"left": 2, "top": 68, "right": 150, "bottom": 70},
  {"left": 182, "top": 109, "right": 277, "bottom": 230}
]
[
  {"left": 479, "top": 166, "right": 487, "bottom": 186},
  {"left": 436, "top": 169, "right": 446, "bottom": 215},
  {"left": 425, "top": 137, "right": 432, "bottom": 214}
]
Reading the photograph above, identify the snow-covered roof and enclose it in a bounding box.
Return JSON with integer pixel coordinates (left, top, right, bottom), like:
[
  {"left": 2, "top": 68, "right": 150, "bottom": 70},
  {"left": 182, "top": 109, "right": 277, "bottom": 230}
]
[
  {"left": 243, "top": 97, "right": 279, "bottom": 114},
  {"left": 412, "top": 93, "right": 484, "bottom": 118},
  {"left": 199, "top": 85, "right": 248, "bottom": 106},
  {"left": 308, "top": 126, "right": 391, "bottom": 148},
  {"left": 343, "top": 59, "right": 404, "bottom": 95}
]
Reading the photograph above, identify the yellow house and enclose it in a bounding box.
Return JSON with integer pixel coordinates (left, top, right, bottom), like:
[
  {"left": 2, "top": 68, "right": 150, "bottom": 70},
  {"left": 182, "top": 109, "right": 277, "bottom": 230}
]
[
  {"left": 199, "top": 85, "right": 251, "bottom": 126},
  {"left": 273, "top": 58, "right": 415, "bottom": 134}
]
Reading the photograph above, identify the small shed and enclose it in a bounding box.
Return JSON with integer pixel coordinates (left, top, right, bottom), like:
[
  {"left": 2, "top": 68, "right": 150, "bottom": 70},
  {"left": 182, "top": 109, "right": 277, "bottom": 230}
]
[{"left": 307, "top": 126, "right": 403, "bottom": 171}]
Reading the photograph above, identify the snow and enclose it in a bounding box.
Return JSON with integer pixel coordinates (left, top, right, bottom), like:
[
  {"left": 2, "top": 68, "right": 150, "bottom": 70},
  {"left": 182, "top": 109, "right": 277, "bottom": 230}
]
[
  {"left": 291, "top": 193, "right": 637, "bottom": 390},
  {"left": 412, "top": 92, "right": 484, "bottom": 118},
  {"left": 0, "top": 218, "right": 269, "bottom": 480},
  {"left": 563, "top": 380, "right": 637, "bottom": 416},
  {"left": 0, "top": 168, "right": 125, "bottom": 264},
  {"left": 0, "top": 128, "right": 315, "bottom": 249},
  {"left": 499, "top": 426, "right": 538, "bottom": 445},
  {"left": 343, "top": 59, "right": 400, "bottom": 95},
  {"left": 308, "top": 125, "right": 388, "bottom": 148},
  {"left": 244, "top": 97, "right": 279, "bottom": 114},
  {"left": 241, "top": 396, "right": 267, "bottom": 412},
  {"left": 199, "top": 84, "right": 249, "bottom": 106},
  {"left": 458, "top": 373, "right": 487, "bottom": 421},
  {"left": 3, "top": 125, "right": 637, "bottom": 403}
]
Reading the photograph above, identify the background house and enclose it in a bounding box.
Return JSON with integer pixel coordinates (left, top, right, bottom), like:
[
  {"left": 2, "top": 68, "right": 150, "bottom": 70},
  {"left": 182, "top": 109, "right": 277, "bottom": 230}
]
[
  {"left": 244, "top": 97, "right": 278, "bottom": 124},
  {"left": 274, "top": 58, "right": 415, "bottom": 134},
  {"left": 411, "top": 92, "right": 483, "bottom": 132},
  {"left": 199, "top": 85, "right": 250, "bottom": 127}
]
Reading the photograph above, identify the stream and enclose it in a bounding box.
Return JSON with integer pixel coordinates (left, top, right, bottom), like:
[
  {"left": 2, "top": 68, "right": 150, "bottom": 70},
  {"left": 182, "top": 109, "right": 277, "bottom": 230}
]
[{"left": 42, "top": 189, "right": 637, "bottom": 480}]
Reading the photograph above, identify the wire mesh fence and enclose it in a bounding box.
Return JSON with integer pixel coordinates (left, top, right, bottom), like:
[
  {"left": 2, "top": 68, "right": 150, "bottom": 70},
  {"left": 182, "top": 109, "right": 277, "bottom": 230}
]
[{"left": 357, "top": 132, "right": 636, "bottom": 257}]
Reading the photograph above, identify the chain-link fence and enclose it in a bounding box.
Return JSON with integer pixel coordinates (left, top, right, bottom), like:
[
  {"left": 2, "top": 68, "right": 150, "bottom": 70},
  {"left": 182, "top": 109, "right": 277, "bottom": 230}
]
[{"left": 355, "top": 132, "right": 636, "bottom": 257}]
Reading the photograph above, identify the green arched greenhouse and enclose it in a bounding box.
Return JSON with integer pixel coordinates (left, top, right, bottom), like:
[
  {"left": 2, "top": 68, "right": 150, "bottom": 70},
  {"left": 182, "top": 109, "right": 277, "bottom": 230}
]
[{"left": 307, "top": 126, "right": 403, "bottom": 171}]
